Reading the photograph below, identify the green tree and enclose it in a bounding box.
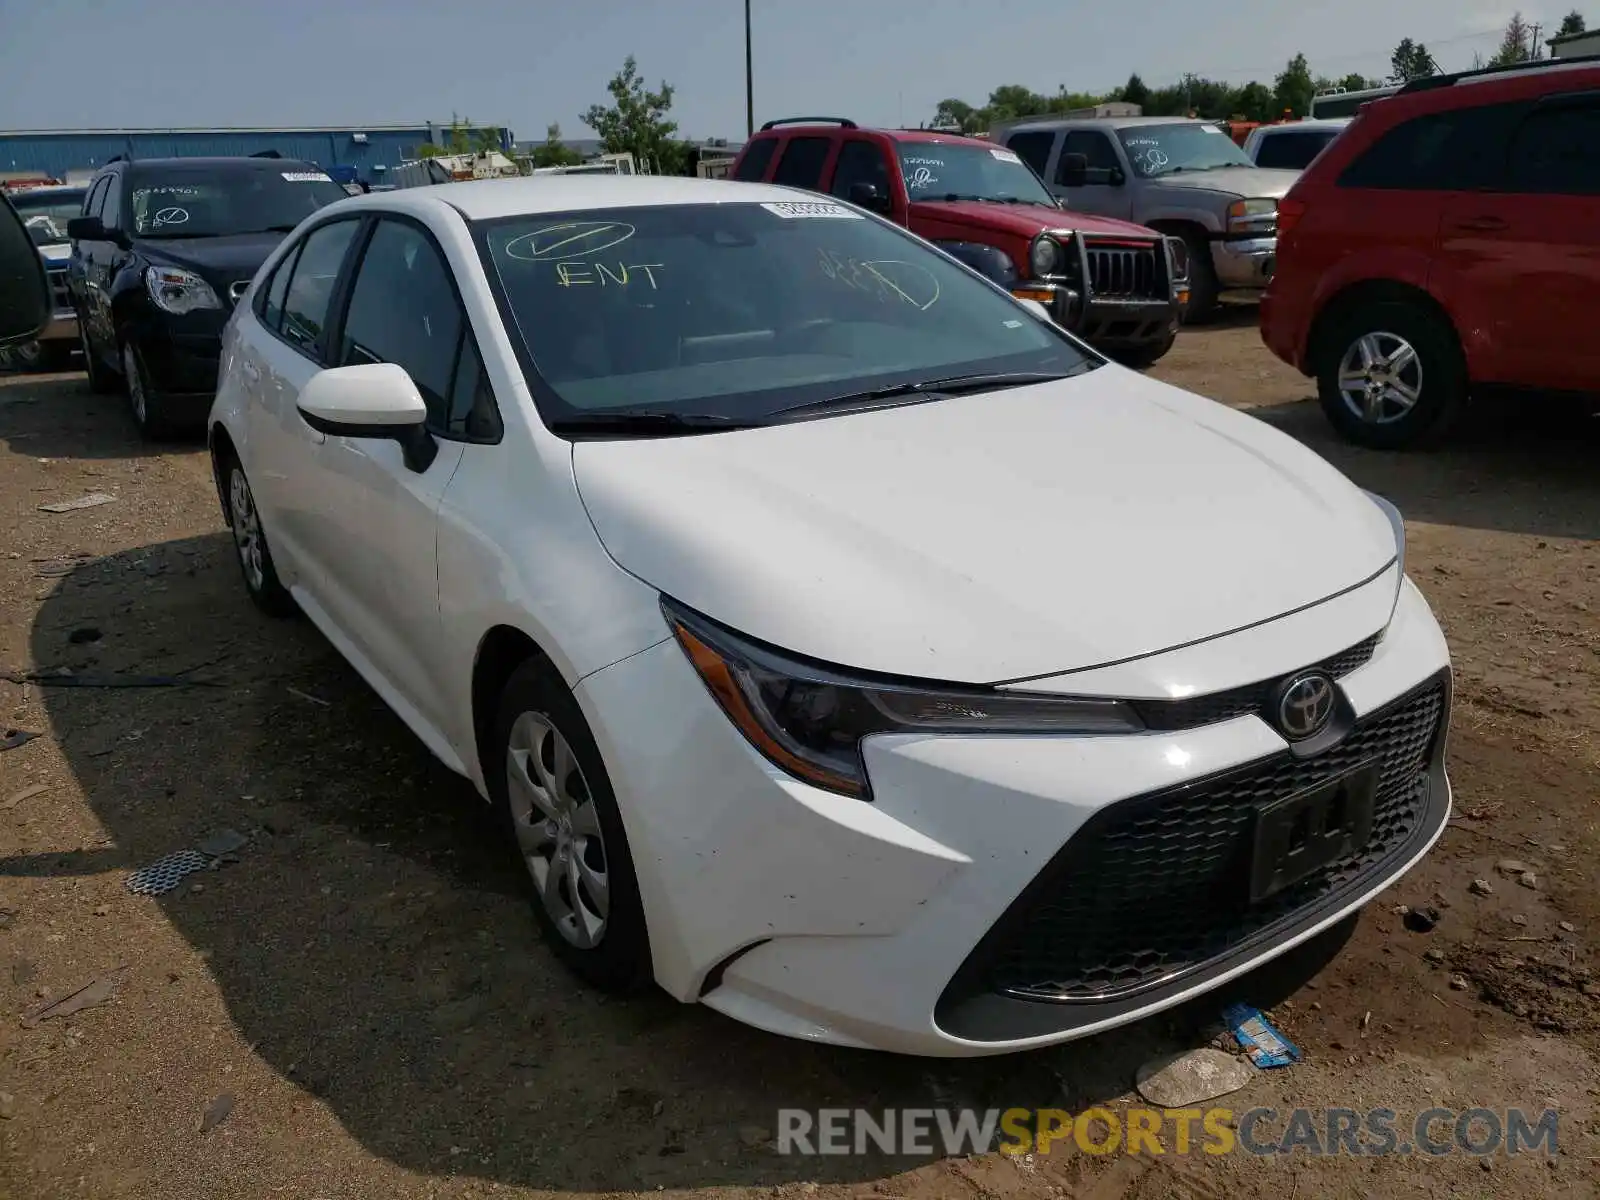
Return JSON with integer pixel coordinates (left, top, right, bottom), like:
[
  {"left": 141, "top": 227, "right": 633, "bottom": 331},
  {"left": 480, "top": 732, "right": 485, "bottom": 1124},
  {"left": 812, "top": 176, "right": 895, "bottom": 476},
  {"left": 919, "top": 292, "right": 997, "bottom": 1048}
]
[
  {"left": 582, "top": 56, "right": 682, "bottom": 174},
  {"left": 532, "top": 123, "right": 583, "bottom": 168},
  {"left": 1390, "top": 38, "right": 1436, "bottom": 80},
  {"left": 932, "top": 98, "right": 983, "bottom": 133},
  {"left": 1233, "top": 81, "right": 1275, "bottom": 122},
  {"left": 1273, "top": 53, "right": 1315, "bottom": 118},
  {"left": 1489, "top": 12, "right": 1539, "bottom": 65},
  {"left": 1119, "top": 73, "right": 1151, "bottom": 108},
  {"left": 1557, "top": 10, "right": 1586, "bottom": 35}
]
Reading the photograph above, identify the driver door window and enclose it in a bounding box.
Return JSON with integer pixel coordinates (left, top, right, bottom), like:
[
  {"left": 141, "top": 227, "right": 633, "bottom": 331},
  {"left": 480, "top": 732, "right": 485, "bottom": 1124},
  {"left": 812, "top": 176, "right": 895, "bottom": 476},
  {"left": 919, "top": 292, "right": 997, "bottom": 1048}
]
[
  {"left": 1059, "top": 132, "right": 1121, "bottom": 185},
  {"left": 830, "top": 140, "right": 893, "bottom": 208}
]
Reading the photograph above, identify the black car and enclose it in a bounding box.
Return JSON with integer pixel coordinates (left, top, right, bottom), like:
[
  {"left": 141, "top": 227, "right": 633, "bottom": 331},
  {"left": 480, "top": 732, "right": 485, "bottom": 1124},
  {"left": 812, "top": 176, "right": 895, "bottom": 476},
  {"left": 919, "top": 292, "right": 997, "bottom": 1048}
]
[{"left": 67, "top": 155, "right": 349, "bottom": 436}]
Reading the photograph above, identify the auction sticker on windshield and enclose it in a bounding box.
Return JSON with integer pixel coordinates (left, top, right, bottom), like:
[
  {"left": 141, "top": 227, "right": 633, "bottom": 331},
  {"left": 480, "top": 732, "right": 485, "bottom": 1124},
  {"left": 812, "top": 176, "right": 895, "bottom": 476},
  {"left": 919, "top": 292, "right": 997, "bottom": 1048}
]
[
  {"left": 989, "top": 148, "right": 1022, "bottom": 163},
  {"left": 760, "top": 201, "right": 863, "bottom": 219},
  {"left": 282, "top": 171, "right": 333, "bottom": 182}
]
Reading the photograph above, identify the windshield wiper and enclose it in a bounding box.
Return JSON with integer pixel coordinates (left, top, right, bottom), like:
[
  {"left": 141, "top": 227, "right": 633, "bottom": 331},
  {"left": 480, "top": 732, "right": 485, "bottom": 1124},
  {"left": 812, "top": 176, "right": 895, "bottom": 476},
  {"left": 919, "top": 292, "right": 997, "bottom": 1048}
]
[
  {"left": 548, "top": 409, "right": 761, "bottom": 437},
  {"left": 253, "top": 224, "right": 301, "bottom": 233},
  {"left": 771, "top": 371, "right": 1082, "bottom": 422}
]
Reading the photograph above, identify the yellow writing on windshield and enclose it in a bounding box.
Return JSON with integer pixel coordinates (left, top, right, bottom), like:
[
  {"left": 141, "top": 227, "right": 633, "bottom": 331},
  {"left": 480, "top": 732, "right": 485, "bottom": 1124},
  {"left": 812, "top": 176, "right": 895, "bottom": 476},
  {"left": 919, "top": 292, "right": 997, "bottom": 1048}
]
[{"left": 554, "top": 262, "right": 664, "bottom": 288}]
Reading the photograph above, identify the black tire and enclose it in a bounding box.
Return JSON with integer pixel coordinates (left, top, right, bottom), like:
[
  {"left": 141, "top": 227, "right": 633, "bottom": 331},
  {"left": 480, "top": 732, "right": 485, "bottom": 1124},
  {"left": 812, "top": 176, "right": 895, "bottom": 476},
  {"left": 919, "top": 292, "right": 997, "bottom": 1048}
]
[
  {"left": 79, "top": 319, "right": 118, "bottom": 394},
  {"left": 1112, "top": 332, "right": 1177, "bottom": 370},
  {"left": 488, "top": 659, "right": 652, "bottom": 994},
  {"left": 1316, "top": 300, "right": 1467, "bottom": 450},
  {"left": 119, "top": 335, "right": 178, "bottom": 439},
  {"left": 218, "top": 453, "right": 296, "bottom": 617},
  {"left": 1180, "top": 233, "right": 1220, "bottom": 324}
]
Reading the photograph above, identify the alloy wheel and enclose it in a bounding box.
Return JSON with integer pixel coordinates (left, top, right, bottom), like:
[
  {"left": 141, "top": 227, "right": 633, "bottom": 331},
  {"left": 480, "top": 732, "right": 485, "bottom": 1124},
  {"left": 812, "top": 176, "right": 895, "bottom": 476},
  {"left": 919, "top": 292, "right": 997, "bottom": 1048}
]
[
  {"left": 228, "top": 467, "right": 266, "bottom": 592},
  {"left": 1336, "top": 331, "right": 1423, "bottom": 426},
  {"left": 505, "top": 711, "right": 611, "bottom": 949}
]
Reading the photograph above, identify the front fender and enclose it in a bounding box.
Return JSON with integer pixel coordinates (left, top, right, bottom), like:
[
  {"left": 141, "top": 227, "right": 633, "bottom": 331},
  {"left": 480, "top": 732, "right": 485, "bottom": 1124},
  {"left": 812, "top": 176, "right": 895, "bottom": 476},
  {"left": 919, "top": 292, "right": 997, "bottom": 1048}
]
[{"left": 1139, "top": 203, "right": 1224, "bottom": 235}]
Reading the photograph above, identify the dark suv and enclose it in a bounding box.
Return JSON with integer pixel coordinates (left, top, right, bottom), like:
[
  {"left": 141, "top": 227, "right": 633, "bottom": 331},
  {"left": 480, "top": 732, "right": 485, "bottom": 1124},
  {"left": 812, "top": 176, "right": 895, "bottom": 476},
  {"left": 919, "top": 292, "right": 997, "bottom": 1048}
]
[
  {"left": 1261, "top": 56, "right": 1600, "bottom": 448},
  {"left": 67, "top": 154, "right": 348, "bottom": 436},
  {"left": 731, "top": 119, "right": 1189, "bottom": 366}
]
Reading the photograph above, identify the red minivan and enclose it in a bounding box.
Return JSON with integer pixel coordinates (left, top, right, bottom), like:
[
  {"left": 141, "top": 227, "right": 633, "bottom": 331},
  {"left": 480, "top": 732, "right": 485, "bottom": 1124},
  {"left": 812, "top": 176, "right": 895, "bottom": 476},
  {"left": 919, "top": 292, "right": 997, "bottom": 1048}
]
[{"left": 1261, "top": 56, "right": 1600, "bottom": 448}]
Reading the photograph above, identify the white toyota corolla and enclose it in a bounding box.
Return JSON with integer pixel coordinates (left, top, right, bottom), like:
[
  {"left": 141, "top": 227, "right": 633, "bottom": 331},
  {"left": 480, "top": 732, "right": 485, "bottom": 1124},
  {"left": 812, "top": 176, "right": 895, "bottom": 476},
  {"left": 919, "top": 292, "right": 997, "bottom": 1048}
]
[{"left": 208, "top": 176, "right": 1451, "bottom": 1057}]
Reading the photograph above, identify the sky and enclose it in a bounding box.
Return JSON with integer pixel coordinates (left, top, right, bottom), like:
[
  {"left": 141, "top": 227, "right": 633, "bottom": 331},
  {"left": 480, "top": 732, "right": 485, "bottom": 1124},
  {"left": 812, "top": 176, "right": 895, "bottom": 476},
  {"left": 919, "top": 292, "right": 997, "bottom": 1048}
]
[{"left": 0, "top": 0, "right": 1572, "bottom": 142}]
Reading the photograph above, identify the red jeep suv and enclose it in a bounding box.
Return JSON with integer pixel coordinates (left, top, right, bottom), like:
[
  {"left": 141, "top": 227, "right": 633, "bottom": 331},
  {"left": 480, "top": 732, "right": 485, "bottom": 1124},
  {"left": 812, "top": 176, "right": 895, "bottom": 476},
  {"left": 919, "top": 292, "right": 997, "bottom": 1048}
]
[
  {"left": 1261, "top": 56, "right": 1600, "bottom": 449},
  {"left": 732, "top": 118, "right": 1189, "bottom": 366}
]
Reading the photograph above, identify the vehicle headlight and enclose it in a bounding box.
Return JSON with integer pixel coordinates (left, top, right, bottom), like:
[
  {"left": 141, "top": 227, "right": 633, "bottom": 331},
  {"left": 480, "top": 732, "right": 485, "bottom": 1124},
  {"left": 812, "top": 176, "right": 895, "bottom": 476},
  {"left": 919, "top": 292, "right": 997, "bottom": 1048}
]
[
  {"left": 1364, "top": 490, "right": 1407, "bottom": 621},
  {"left": 145, "top": 266, "right": 222, "bottom": 315},
  {"left": 1165, "top": 236, "right": 1190, "bottom": 281},
  {"left": 662, "top": 598, "right": 1144, "bottom": 799},
  {"left": 1029, "top": 234, "right": 1062, "bottom": 278},
  {"left": 1226, "top": 197, "right": 1277, "bottom": 235}
]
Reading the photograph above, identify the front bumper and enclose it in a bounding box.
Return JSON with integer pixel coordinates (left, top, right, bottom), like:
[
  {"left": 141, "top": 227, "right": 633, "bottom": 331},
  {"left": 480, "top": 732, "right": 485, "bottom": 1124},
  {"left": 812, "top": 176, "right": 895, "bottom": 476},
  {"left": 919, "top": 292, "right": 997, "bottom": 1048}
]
[
  {"left": 1014, "top": 280, "right": 1180, "bottom": 349},
  {"left": 126, "top": 315, "right": 225, "bottom": 399},
  {"left": 579, "top": 576, "right": 1453, "bottom": 1056},
  {"left": 1212, "top": 235, "right": 1278, "bottom": 291}
]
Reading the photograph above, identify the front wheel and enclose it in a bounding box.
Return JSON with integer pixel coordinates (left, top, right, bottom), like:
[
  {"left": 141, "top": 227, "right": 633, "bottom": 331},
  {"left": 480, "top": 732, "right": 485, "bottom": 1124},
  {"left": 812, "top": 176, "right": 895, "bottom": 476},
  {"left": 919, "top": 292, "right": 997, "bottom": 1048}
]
[
  {"left": 222, "top": 457, "right": 296, "bottom": 617},
  {"left": 1179, "top": 234, "right": 1220, "bottom": 324},
  {"left": 1316, "top": 301, "right": 1467, "bottom": 450},
  {"left": 490, "top": 660, "right": 652, "bottom": 994},
  {"left": 80, "top": 320, "right": 118, "bottom": 394}
]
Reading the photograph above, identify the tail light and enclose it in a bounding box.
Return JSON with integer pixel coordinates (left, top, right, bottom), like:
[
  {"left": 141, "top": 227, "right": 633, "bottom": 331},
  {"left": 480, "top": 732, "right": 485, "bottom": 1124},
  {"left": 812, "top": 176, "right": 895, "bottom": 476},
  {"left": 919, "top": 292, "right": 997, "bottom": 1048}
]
[{"left": 1277, "top": 198, "right": 1308, "bottom": 240}]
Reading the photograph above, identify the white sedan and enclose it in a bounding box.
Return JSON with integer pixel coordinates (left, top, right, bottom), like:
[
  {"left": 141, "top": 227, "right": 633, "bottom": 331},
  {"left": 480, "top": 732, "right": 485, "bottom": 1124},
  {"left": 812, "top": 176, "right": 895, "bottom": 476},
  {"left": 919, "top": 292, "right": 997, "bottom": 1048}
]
[{"left": 209, "top": 176, "right": 1452, "bottom": 1057}]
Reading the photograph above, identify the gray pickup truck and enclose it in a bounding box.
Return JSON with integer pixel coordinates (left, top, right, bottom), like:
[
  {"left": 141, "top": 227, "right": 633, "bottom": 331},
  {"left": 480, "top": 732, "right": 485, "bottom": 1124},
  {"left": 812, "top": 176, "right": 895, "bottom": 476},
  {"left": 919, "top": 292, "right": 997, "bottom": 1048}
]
[{"left": 993, "top": 116, "right": 1300, "bottom": 321}]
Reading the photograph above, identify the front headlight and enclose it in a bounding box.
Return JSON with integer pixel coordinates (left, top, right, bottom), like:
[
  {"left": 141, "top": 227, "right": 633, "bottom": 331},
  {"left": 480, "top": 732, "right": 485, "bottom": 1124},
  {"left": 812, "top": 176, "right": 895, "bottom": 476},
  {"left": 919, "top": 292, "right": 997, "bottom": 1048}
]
[
  {"left": 1165, "top": 236, "right": 1190, "bottom": 281},
  {"left": 145, "top": 266, "right": 222, "bottom": 315},
  {"left": 663, "top": 598, "right": 1144, "bottom": 799},
  {"left": 1226, "top": 197, "right": 1278, "bottom": 235},
  {"left": 1029, "top": 234, "right": 1062, "bottom": 278}
]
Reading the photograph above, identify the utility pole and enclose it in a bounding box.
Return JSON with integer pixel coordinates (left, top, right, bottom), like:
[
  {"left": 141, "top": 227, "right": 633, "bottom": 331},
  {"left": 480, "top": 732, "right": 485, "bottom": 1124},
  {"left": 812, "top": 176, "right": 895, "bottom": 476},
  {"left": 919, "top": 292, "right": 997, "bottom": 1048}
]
[
  {"left": 1528, "top": 23, "right": 1542, "bottom": 59},
  {"left": 744, "top": 0, "right": 755, "bottom": 138}
]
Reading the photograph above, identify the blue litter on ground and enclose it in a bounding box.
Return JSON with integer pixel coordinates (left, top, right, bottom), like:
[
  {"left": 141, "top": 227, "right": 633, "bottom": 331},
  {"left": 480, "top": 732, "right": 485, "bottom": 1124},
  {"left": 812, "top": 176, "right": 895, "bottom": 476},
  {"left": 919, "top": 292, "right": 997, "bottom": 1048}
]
[{"left": 1223, "top": 1003, "right": 1300, "bottom": 1068}]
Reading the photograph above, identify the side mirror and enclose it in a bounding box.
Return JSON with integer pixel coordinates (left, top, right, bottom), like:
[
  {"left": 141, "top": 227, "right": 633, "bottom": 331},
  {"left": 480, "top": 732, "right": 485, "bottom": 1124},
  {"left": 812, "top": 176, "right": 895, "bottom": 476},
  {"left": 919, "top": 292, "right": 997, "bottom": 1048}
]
[
  {"left": 295, "top": 362, "right": 438, "bottom": 472},
  {"left": 1108, "top": 166, "right": 1127, "bottom": 187},
  {"left": 0, "top": 190, "right": 50, "bottom": 350},
  {"left": 66, "top": 216, "right": 107, "bottom": 242},
  {"left": 848, "top": 181, "right": 892, "bottom": 214},
  {"left": 1057, "top": 153, "right": 1089, "bottom": 188}
]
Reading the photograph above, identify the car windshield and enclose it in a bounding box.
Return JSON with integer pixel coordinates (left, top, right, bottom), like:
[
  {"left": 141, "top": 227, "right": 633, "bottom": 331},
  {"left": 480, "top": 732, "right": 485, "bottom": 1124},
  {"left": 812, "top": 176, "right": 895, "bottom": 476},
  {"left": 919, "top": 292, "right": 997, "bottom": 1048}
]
[
  {"left": 12, "top": 190, "right": 87, "bottom": 247},
  {"left": 895, "top": 141, "right": 1057, "bottom": 206},
  {"left": 125, "top": 167, "right": 348, "bottom": 237},
  {"left": 480, "top": 201, "right": 1091, "bottom": 427},
  {"left": 1116, "top": 124, "right": 1255, "bottom": 178}
]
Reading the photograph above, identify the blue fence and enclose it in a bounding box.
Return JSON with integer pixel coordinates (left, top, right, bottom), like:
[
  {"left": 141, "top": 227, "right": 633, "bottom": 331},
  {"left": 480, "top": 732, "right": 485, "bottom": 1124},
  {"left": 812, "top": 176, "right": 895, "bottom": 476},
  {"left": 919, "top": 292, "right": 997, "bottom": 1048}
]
[{"left": 0, "top": 126, "right": 513, "bottom": 183}]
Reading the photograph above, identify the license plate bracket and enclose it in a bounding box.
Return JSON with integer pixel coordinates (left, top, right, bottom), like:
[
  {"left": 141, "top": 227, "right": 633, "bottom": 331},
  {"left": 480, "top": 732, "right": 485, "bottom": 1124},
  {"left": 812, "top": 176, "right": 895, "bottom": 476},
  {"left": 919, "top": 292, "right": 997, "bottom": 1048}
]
[{"left": 1249, "top": 761, "right": 1379, "bottom": 904}]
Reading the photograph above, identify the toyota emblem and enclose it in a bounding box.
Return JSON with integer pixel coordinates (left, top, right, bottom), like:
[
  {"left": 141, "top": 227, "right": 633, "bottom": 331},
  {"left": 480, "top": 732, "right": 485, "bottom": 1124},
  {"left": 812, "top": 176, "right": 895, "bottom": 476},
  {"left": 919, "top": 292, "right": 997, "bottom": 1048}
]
[{"left": 1276, "top": 672, "right": 1336, "bottom": 740}]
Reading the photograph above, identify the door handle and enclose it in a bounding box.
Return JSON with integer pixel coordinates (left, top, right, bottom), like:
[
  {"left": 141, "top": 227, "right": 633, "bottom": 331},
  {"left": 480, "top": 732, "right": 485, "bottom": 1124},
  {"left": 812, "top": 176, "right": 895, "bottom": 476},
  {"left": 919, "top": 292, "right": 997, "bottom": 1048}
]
[{"left": 1452, "top": 215, "right": 1508, "bottom": 233}]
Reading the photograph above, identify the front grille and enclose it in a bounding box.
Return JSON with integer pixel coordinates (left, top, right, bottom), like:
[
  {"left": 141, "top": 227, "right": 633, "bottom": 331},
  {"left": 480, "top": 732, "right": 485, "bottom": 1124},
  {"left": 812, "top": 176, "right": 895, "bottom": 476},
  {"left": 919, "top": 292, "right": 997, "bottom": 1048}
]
[
  {"left": 1133, "top": 632, "right": 1381, "bottom": 732},
  {"left": 46, "top": 268, "right": 71, "bottom": 311},
  {"left": 983, "top": 680, "right": 1445, "bottom": 1003},
  {"left": 1085, "top": 241, "right": 1163, "bottom": 299}
]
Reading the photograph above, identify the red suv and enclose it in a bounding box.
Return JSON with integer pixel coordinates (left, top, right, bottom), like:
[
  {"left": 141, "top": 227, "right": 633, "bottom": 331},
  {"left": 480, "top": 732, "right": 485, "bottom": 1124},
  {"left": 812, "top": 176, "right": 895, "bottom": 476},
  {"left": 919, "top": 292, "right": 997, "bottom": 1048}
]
[
  {"left": 731, "top": 118, "right": 1189, "bottom": 366},
  {"left": 1261, "top": 56, "right": 1600, "bottom": 449}
]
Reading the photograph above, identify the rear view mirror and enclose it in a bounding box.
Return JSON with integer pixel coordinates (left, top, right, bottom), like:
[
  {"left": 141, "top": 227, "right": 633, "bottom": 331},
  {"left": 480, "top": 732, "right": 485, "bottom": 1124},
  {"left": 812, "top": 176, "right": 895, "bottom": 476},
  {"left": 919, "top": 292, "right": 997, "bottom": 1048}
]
[
  {"left": 295, "top": 362, "right": 438, "bottom": 472},
  {"left": 0, "top": 190, "right": 50, "bottom": 350},
  {"left": 848, "top": 181, "right": 892, "bottom": 214},
  {"left": 1057, "top": 153, "right": 1089, "bottom": 188}
]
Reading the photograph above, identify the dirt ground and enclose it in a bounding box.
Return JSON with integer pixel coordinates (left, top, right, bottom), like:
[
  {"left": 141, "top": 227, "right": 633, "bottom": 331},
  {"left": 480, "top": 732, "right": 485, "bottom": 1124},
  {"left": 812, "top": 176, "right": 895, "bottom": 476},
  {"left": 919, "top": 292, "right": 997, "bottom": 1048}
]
[{"left": 1, "top": 312, "right": 1597, "bottom": 1199}]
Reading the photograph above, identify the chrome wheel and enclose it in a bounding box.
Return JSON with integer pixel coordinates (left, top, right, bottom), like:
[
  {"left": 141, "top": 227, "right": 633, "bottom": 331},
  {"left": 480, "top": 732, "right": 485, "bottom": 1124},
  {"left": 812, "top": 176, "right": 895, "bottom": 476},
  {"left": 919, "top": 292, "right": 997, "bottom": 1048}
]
[
  {"left": 1336, "top": 331, "right": 1422, "bottom": 426},
  {"left": 228, "top": 467, "right": 266, "bottom": 592},
  {"left": 506, "top": 712, "right": 610, "bottom": 948},
  {"left": 122, "top": 342, "right": 147, "bottom": 425}
]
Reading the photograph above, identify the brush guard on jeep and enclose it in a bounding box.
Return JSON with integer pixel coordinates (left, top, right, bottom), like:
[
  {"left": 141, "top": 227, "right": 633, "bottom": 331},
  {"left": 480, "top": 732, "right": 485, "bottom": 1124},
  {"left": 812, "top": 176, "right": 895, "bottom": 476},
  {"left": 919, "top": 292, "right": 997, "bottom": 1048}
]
[{"left": 1022, "top": 232, "right": 1186, "bottom": 352}]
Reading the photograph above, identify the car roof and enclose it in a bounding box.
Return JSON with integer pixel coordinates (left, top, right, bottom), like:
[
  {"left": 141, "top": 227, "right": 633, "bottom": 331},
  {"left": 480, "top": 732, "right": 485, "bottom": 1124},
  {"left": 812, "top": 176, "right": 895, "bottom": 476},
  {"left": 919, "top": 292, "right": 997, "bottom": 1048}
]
[
  {"left": 9, "top": 184, "right": 86, "bottom": 195},
  {"left": 1259, "top": 118, "right": 1351, "bottom": 132},
  {"left": 111, "top": 156, "right": 323, "bottom": 173},
  {"left": 374, "top": 175, "right": 831, "bottom": 221}
]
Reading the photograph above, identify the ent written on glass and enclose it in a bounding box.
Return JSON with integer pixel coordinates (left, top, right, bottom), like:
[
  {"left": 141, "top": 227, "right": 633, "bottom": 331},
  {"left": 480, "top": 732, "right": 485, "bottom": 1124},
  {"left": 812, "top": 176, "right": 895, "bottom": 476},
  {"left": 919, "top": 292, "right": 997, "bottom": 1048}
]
[{"left": 551, "top": 262, "right": 664, "bottom": 289}]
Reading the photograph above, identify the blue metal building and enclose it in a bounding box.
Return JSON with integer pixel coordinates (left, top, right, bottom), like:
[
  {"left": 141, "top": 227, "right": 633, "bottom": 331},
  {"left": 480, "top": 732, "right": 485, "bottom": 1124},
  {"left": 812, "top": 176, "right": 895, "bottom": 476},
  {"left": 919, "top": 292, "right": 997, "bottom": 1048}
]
[{"left": 0, "top": 124, "right": 513, "bottom": 184}]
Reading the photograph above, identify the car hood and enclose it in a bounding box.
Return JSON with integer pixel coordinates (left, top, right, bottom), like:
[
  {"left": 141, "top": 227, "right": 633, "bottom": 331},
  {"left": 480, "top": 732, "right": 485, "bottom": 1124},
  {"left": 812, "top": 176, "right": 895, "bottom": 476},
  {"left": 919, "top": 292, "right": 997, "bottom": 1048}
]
[
  {"left": 909, "top": 199, "right": 1159, "bottom": 241},
  {"left": 1152, "top": 165, "right": 1301, "bottom": 199},
  {"left": 572, "top": 369, "right": 1398, "bottom": 684},
  {"left": 139, "top": 232, "right": 287, "bottom": 286}
]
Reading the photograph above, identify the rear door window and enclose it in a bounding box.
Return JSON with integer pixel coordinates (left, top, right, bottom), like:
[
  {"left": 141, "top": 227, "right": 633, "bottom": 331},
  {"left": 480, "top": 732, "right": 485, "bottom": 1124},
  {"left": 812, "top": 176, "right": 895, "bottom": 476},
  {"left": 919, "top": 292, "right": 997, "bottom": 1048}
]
[
  {"left": 278, "top": 219, "right": 361, "bottom": 359},
  {"left": 771, "top": 137, "right": 833, "bottom": 190},
  {"left": 1508, "top": 101, "right": 1600, "bottom": 195},
  {"left": 734, "top": 137, "right": 778, "bottom": 181},
  {"left": 1338, "top": 101, "right": 1528, "bottom": 191}
]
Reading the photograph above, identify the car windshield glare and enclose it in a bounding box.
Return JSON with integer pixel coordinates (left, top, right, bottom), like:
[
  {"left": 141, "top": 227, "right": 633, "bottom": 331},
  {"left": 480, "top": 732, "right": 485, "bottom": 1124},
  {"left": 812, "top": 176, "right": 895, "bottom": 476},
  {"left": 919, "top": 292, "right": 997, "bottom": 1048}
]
[
  {"left": 13, "top": 191, "right": 86, "bottom": 246},
  {"left": 1117, "top": 124, "right": 1255, "bottom": 178},
  {"left": 127, "top": 168, "right": 349, "bottom": 238},
  {"left": 895, "top": 142, "right": 1056, "bottom": 206},
  {"left": 479, "top": 201, "right": 1089, "bottom": 426}
]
